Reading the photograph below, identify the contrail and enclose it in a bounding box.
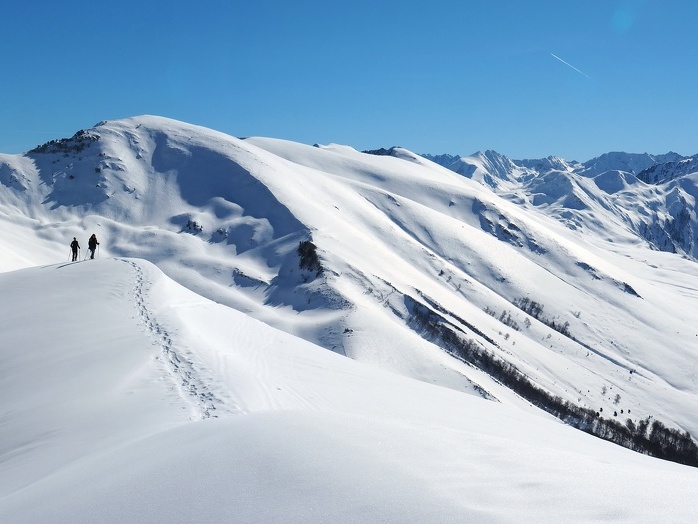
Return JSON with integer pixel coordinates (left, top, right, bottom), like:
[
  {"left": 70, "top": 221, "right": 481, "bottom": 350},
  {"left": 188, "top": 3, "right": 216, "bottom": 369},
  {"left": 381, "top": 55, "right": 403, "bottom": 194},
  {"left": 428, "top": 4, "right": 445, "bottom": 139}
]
[{"left": 550, "top": 53, "right": 592, "bottom": 80}]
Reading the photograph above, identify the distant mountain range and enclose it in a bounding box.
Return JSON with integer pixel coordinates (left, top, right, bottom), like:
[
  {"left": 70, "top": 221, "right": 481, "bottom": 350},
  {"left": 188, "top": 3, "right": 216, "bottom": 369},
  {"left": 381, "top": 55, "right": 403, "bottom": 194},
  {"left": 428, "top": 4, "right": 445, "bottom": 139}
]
[
  {"left": 421, "top": 149, "right": 689, "bottom": 182},
  {"left": 416, "top": 149, "right": 698, "bottom": 258}
]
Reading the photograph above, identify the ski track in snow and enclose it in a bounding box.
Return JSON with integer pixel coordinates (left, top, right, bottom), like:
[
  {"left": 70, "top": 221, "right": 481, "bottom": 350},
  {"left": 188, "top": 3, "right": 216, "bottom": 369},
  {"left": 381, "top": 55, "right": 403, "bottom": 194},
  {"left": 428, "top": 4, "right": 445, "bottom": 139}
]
[{"left": 121, "top": 258, "right": 222, "bottom": 420}]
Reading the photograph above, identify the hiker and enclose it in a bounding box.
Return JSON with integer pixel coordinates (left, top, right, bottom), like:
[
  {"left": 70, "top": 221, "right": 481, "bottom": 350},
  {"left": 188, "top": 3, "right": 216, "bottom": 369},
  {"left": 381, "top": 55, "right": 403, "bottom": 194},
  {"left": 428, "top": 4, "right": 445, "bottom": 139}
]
[
  {"left": 88, "top": 234, "right": 100, "bottom": 259},
  {"left": 70, "top": 237, "right": 80, "bottom": 261}
]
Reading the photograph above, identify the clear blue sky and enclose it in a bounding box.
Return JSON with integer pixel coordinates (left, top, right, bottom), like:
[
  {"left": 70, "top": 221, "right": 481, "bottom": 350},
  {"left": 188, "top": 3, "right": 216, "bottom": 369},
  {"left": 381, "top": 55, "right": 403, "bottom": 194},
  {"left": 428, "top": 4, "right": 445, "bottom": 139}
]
[{"left": 1, "top": 0, "right": 696, "bottom": 161}]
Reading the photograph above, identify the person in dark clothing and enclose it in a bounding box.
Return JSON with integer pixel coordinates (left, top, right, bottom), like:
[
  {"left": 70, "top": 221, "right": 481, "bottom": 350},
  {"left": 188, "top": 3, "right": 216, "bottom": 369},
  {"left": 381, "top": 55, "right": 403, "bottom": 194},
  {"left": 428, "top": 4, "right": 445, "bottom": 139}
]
[
  {"left": 70, "top": 237, "right": 80, "bottom": 261},
  {"left": 88, "top": 234, "right": 99, "bottom": 259}
]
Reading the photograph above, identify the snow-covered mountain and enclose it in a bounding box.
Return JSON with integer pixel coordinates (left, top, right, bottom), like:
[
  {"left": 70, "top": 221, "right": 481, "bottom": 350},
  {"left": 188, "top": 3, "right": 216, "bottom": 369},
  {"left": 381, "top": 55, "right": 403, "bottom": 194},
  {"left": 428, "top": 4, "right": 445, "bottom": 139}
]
[
  {"left": 638, "top": 156, "right": 698, "bottom": 184},
  {"left": 2, "top": 116, "right": 698, "bottom": 521},
  {"left": 423, "top": 149, "right": 538, "bottom": 188},
  {"left": 427, "top": 148, "right": 698, "bottom": 258},
  {"left": 579, "top": 151, "right": 685, "bottom": 177}
]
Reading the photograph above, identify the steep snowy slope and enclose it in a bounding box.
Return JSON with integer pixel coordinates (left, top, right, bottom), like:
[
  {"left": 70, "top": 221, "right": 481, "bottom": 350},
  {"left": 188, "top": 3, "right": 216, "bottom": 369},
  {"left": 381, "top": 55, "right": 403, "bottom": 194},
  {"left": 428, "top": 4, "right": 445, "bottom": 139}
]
[
  {"left": 1, "top": 258, "right": 698, "bottom": 522},
  {"left": 2, "top": 116, "right": 698, "bottom": 463}
]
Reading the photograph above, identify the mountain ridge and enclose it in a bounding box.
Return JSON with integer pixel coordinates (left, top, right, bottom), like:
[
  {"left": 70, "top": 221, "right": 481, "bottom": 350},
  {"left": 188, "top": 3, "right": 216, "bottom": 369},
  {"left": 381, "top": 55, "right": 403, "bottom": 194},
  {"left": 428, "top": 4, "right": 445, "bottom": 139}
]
[
  {"left": 422, "top": 147, "right": 698, "bottom": 259},
  {"left": 3, "top": 258, "right": 697, "bottom": 521}
]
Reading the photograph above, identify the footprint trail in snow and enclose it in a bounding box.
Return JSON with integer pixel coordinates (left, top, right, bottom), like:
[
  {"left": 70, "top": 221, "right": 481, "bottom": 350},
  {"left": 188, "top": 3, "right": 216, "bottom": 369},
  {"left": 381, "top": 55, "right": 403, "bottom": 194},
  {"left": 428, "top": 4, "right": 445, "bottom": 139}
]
[{"left": 122, "top": 258, "right": 222, "bottom": 420}]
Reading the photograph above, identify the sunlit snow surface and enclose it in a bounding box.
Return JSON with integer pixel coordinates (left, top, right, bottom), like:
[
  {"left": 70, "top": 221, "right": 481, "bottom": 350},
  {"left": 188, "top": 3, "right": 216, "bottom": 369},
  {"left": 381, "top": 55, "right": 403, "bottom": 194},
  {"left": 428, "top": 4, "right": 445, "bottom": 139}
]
[{"left": 1, "top": 116, "right": 698, "bottom": 522}]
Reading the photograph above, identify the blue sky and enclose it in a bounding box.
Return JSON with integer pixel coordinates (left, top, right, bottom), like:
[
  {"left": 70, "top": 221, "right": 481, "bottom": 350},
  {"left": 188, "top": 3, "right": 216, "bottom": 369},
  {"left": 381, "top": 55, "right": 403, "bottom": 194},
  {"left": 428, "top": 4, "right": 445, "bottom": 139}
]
[{"left": 1, "top": 0, "right": 696, "bottom": 161}]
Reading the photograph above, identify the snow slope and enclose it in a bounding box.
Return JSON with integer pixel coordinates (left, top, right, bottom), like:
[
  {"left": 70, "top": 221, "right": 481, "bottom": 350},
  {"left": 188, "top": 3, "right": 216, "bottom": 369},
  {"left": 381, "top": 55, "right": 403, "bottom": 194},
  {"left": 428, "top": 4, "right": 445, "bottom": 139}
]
[
  {"left": 2, "top": 116, "right": 698, "bottom": 520},
  {"left": 1, "top": 258, "right": 698, "bottom": 523},
  {"left": 2, "top": 117, "right": 698, "bottom": 426}
]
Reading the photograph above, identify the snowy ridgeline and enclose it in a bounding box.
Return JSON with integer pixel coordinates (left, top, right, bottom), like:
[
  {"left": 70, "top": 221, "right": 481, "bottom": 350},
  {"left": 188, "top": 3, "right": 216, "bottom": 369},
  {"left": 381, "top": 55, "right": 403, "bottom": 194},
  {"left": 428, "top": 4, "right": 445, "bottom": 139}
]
[
  {"left": 2, "top": 116, "right": 698, "bottom": 521},
  {"left": 422, "top": 148, "right": 698, "bottom": 257},
  {"left": 1, "top": 258, "right": 698, "bottom": 522}
]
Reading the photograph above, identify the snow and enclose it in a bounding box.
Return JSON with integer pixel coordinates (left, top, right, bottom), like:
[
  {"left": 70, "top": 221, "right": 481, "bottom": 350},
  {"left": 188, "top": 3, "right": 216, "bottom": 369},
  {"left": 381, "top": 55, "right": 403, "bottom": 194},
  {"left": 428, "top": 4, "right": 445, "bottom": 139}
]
[
  {"left": 2, "top": 258, "right": 698, "bottom": 523},
  {"left": 2, "top": 115, "right": 698, "bottom": 521}
]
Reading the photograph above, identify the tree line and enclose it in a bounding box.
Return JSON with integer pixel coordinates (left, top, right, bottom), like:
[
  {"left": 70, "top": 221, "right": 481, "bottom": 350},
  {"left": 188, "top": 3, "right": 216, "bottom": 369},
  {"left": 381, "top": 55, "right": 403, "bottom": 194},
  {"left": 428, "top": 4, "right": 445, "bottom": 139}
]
[{"left": 406, "top": 295, "right": 698, "bottom": 467}]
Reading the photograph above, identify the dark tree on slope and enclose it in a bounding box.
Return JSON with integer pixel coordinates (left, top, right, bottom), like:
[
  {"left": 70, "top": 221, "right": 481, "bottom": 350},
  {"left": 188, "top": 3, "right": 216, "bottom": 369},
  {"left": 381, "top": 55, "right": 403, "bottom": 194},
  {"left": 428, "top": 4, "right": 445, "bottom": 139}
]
[
  {"left": 298, "top": 240, "right": 323, "bottom": 275},
  {"left": 513, "top": 297, "right": 571, "bottom": 337}
]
